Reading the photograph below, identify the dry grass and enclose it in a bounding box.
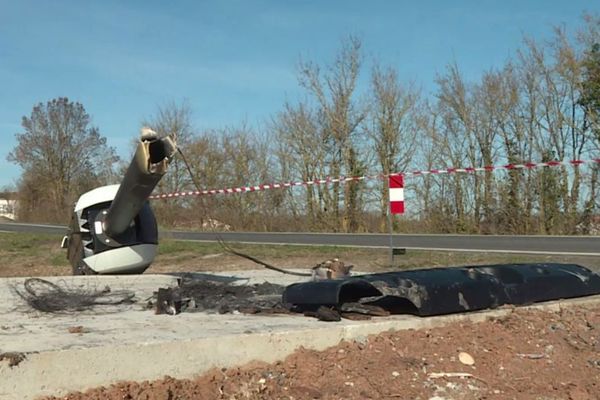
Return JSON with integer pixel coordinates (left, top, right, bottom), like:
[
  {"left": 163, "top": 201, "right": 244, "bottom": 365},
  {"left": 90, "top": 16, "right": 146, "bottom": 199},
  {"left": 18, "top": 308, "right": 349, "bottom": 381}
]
[{"left": 0, "top": 232, "right": 598, "bottom": 277}]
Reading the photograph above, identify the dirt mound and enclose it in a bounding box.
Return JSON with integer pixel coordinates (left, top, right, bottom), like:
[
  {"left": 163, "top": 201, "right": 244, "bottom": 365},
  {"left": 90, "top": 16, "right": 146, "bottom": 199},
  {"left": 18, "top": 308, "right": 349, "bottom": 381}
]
[{"left": 43, "top": 303, "right": 600, "bottom": 400}]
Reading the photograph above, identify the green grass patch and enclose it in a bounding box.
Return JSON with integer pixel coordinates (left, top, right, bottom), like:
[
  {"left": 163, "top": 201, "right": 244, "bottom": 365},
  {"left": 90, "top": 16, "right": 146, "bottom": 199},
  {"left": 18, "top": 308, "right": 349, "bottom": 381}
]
[
  {"left": 0, "top": 232, "right": 68, "bottom": 272},
  {"left": 0, "top": 232, "right": 62, "bottom": 254},
  {"left": 1, "top": 232, "right": 598, "bottom": 272},
  {"left": 49, "top": 252, "right": 69, "bottom": 267}
]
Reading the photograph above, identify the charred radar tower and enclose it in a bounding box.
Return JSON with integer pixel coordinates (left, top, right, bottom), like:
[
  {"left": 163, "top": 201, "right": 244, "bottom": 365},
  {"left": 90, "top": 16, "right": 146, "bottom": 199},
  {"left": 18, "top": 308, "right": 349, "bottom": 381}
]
[{"left": 62, "top": 130, "right": 176, "bottom": 275}]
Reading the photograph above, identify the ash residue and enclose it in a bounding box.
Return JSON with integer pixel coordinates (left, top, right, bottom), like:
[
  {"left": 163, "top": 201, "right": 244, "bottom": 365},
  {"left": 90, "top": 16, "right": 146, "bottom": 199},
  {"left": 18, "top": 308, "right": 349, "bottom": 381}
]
[
  {"left": 0, "top": 351, "right": 26, "bottom": 367},
  {"left": 152, "top": 278, "right": 288, "bottom": 315}
]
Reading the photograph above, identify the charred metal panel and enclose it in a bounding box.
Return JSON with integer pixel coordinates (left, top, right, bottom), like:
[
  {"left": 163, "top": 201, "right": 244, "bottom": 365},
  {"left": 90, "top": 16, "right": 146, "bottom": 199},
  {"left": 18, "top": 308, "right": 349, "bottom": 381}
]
[{"left": 282, "top": 264, "right": 600, "bottom": 317}]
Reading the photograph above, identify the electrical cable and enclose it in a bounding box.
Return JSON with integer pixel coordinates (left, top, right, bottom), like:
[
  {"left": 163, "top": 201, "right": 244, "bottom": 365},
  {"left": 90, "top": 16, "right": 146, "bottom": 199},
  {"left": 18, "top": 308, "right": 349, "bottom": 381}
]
[{"left": 175, "top": 147, "right": 311, "bottom": 277}]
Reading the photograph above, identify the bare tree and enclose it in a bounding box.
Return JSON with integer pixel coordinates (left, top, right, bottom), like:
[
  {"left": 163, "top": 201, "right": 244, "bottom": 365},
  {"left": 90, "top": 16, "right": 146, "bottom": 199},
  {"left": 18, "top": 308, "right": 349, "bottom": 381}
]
[
  {"left": 492, "top": 63, "right": 531, "bottom": 233},
  {"left": 435, "top": 64, "right": 477, "bottom": 232},
  {"left": 297, "top": 36, "right": 368, "bottom": 232},
  {"left": 577, "top": 14, "right": 600, "bottom": 229},
  {"left": 367, "top": 64, "right": 420, "bottom": 231},
  {"left": 8, "top": 97, "right": 118, "bottom": 222},
  {"left": 578, "top": 14, "right": 600, "bottom": 147},
  {"left": 517, "top": 28, "right": 589, "bottom": 233},
  {"left": 272, "top": 101, "right": 329, "bottom": 230}
]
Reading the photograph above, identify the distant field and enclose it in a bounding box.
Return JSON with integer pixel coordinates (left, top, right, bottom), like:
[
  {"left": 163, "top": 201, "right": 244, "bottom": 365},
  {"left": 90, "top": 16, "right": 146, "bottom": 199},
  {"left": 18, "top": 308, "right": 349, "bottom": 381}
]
[{"left": 0, "top": 231, "right": 599, "bottom": 277}]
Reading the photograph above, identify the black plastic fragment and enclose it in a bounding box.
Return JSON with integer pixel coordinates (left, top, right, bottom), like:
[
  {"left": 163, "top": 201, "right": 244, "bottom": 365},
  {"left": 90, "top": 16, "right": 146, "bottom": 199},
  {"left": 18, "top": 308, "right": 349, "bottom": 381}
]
[
  {"left": 282, "top": 263, "right": 600, "bottom": 317},
  {"left": 155, "top": 287, "right": 182, "bottom": 315},
  {"left": 303, "top": 306, "right": 341, "bottom": 321}
]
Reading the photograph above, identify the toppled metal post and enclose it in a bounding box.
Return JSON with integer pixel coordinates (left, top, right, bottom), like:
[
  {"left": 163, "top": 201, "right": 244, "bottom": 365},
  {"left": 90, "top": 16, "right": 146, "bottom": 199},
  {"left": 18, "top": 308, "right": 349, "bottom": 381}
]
[{"left": 103, "top": 133, "right": 176, "bottom": 238}]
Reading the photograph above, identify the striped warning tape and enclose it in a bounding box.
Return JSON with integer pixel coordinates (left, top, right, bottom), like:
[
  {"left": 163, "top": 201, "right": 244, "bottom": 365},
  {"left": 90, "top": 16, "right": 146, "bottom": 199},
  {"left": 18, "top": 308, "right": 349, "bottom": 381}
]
[{"left": 149, "top": 158, "right": 600, "bottom": 200}]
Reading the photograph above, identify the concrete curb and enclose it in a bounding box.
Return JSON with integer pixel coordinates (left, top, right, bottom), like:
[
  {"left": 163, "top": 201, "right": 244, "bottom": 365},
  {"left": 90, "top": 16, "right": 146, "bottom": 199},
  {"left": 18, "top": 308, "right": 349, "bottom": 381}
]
[{"left": 1, "top": 273, "right": 599, "bottom": 399}]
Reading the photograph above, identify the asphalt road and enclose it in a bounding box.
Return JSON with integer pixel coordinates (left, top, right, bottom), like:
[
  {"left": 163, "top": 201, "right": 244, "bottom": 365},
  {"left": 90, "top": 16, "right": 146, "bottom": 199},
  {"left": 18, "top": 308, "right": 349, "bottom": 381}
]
[{"left": 1, "top": 222, "right": 599, "bottom": 256}]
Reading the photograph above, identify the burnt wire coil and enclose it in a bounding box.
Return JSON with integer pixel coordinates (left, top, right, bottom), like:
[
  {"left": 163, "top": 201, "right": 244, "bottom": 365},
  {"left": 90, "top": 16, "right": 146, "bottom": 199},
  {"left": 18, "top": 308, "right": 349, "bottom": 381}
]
[{"left": 14, "top": 278, "right": 136, "bottom": 313}]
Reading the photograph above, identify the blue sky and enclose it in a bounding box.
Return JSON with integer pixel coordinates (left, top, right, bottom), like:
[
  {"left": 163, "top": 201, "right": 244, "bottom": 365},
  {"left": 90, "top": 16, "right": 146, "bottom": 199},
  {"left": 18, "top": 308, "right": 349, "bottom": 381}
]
[{"left": 0, "top": 0, "right": 597, "bottom": 188}]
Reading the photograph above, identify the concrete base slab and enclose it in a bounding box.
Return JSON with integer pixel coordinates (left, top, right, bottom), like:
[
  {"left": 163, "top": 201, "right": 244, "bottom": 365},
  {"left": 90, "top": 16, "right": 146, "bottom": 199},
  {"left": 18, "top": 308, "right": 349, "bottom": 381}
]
[{"left": 1, "top": 271, "right": 599, "bottom": 400}]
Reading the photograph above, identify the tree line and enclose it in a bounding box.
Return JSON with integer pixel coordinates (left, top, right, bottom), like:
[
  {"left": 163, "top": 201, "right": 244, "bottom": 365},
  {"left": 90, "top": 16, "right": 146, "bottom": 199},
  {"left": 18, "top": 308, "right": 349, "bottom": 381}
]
[{"left": 7, "top": 15, "right": 600, "bottom": 234}]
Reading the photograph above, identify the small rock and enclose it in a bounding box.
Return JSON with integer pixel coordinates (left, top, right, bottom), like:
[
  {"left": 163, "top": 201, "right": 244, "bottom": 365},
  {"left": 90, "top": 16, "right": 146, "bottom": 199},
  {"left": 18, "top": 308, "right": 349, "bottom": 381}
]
[
  {"left": 458, "top": 352, "right": 475, "bottom": 366},
  {"left": 67, "top": 326, "right": 87, "bottom": 334},
  {"left": 392, "top": 371, "right": 400, "bottom": 377},
  {"left": 355, "top": 335, "right": 368, "bottom": 346},
  {"left": 549, "top": 322, "right": 566, "bottom": 331}
]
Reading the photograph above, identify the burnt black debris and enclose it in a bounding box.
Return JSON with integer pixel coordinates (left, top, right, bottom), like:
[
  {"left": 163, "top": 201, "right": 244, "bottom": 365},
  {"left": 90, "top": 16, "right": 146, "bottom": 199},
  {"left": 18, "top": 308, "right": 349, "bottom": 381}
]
[
  {"left": 0, "top": 352, "right": 26, "bottom": 367},
  {"left": 155, "top": 287, "right": 182, "bottom": 315},
  {"left": 152, "top": 263, "right": 600, "bottom": 320},
  {"left": 283, "top": 263, "right": 600, "bottom": 317},
  {"left": 152, "top": 278, "right": 288, "bottom": 315}
]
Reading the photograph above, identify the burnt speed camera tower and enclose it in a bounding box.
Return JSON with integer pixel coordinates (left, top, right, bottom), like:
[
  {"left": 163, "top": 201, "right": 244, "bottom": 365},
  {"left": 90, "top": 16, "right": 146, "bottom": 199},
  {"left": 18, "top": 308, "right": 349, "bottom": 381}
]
[{"left": 62, "top": 130, "right": 176, "bottom": 275}]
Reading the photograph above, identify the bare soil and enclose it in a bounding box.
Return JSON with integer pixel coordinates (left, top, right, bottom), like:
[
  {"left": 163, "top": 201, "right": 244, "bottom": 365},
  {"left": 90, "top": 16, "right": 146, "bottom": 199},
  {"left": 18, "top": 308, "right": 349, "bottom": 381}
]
[{"left": 42, "top": 304, "right": 600, "bottom": 400}]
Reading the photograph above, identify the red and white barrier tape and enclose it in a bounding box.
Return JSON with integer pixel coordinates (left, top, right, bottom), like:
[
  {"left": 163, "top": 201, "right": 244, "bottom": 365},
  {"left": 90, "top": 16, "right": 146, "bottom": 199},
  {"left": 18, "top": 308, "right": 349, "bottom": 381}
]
[{"left": 149, "top": 158, "right": 600, "bottom": 200}]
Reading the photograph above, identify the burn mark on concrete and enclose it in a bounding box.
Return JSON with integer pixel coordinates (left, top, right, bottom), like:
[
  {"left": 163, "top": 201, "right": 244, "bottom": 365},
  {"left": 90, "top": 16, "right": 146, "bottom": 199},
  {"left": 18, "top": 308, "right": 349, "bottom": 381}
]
[{"left": 0, "top": 352, "right": 26, "bottom": 367}]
